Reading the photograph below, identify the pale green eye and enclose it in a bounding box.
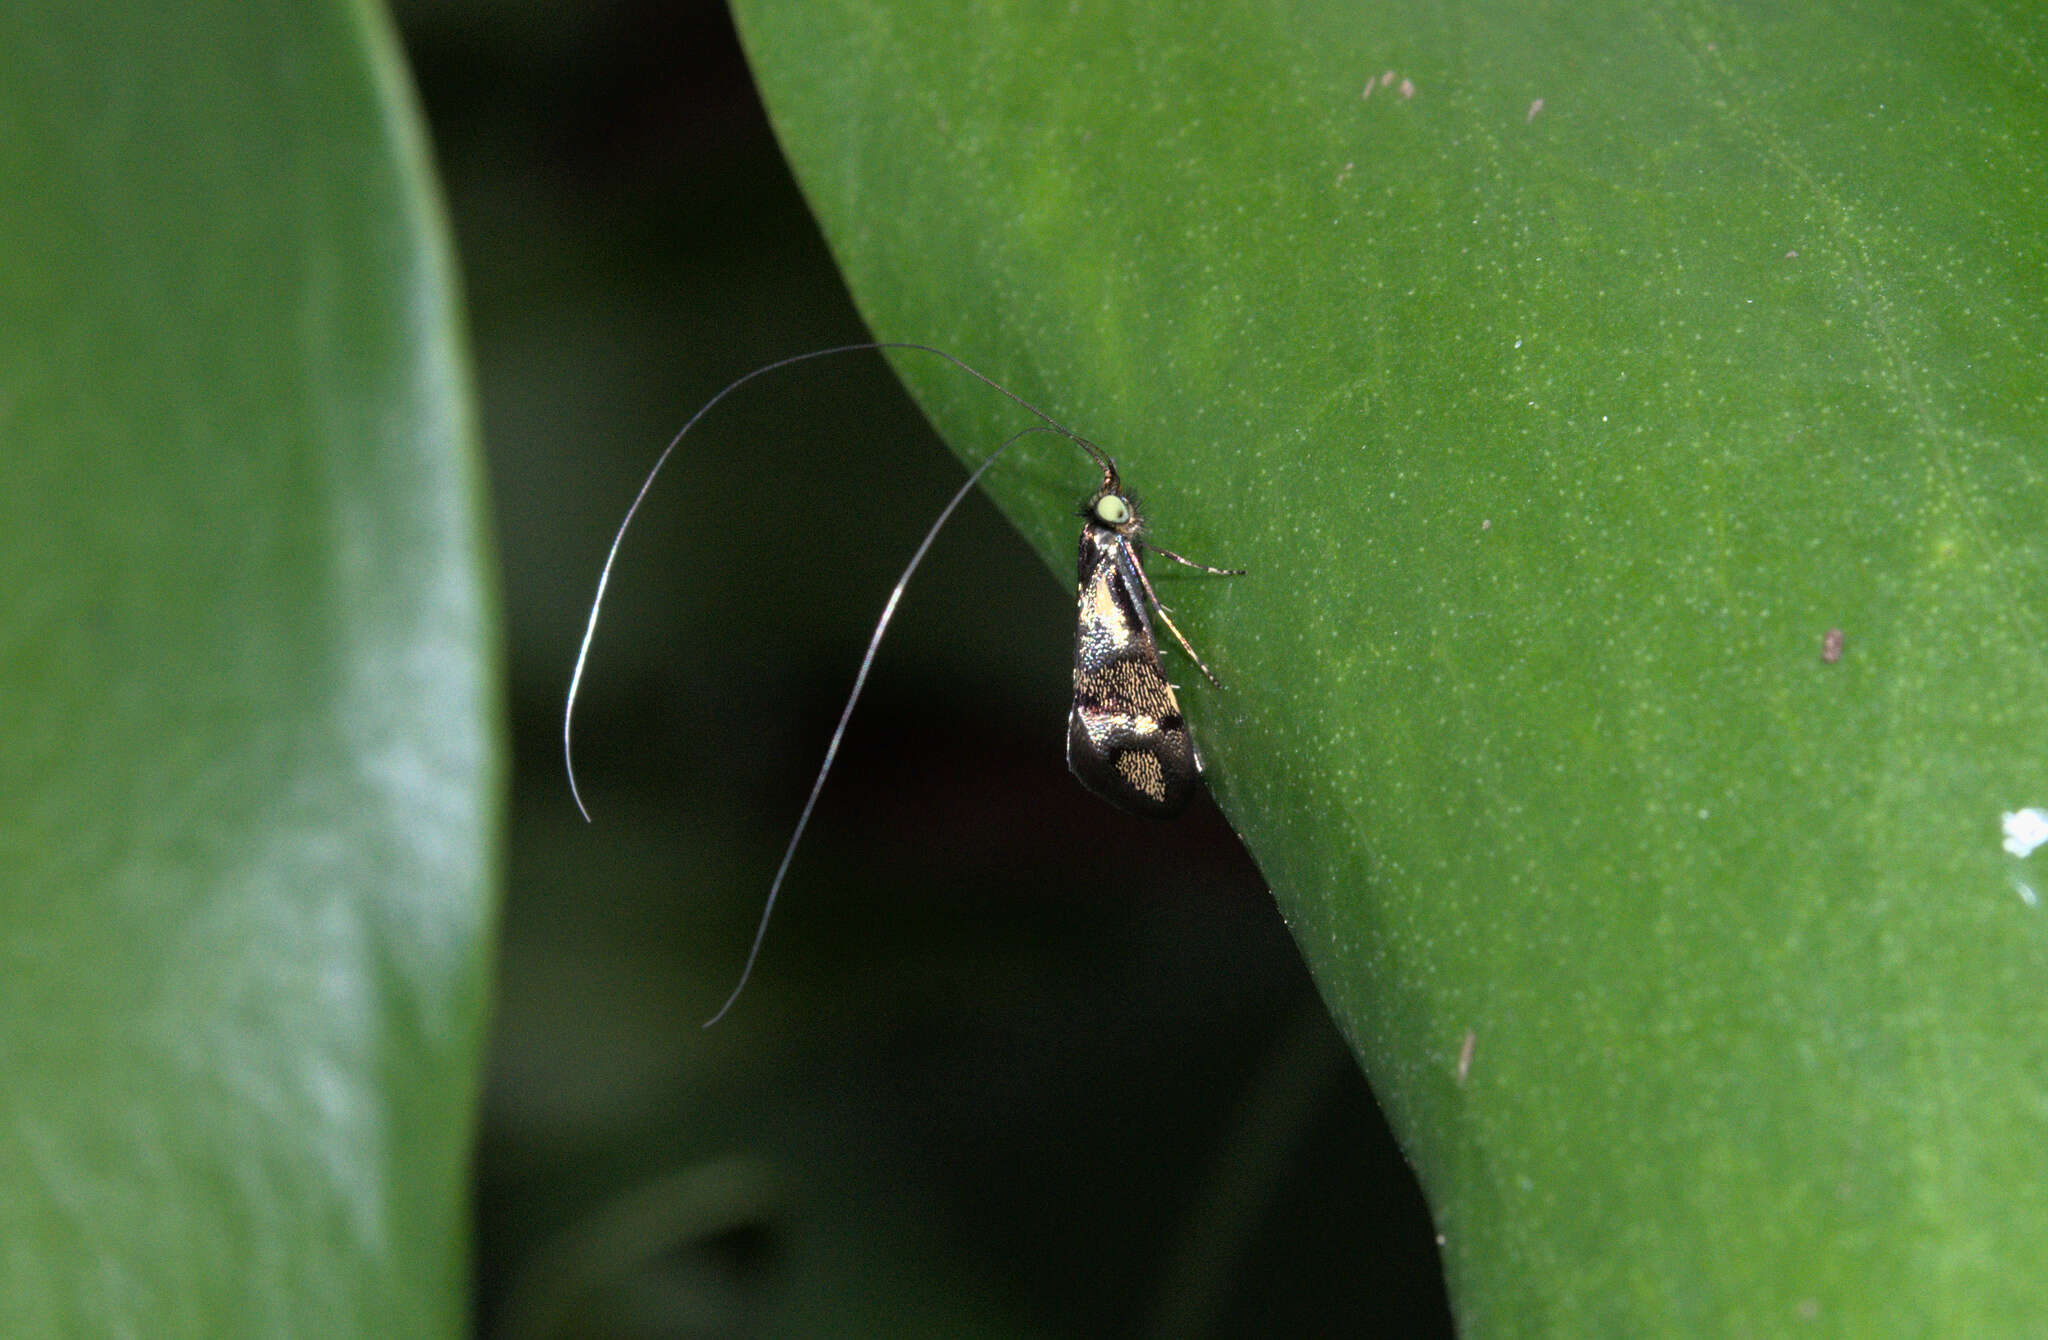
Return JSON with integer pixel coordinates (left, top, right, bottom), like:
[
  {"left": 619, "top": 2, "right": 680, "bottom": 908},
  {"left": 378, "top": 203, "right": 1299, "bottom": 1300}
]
[{"left": 1094, "top": 494, "right": 1131, "bottom": 525}]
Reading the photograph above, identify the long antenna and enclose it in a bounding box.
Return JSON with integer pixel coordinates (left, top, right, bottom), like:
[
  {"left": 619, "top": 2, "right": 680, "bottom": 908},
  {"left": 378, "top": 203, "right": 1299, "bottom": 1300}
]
[
  {"left": 564, "top": 342, "right": 1107, "bottom": 822},
  {"left": 701, "top": 424, "right": 1059, "bottom": 1026}
]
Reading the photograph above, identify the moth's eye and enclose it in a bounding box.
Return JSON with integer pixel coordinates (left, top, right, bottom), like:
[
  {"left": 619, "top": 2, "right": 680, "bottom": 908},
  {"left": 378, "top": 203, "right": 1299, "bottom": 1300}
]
[{"left": 1094, "top": 494, "right": 1131, "bottom": 525}]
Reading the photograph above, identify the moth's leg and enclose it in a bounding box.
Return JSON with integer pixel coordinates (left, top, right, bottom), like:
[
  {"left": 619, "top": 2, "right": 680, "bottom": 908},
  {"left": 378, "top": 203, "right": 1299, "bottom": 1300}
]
[
  {"left": 1137, "top": 540, "right": 1246, "bottom": 578},
  {"left": 1121, "top": 539, "right": 1229, "bottom": 688}
]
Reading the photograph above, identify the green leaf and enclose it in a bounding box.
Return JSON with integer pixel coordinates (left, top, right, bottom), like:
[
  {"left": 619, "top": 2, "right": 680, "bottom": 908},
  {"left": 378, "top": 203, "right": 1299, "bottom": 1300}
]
[
  {"left": 734, "top": 0, "right": 2048, "bottom": 1329},
  {"left": 0, "top": 3, "right": 497, "bottom": 1334}
]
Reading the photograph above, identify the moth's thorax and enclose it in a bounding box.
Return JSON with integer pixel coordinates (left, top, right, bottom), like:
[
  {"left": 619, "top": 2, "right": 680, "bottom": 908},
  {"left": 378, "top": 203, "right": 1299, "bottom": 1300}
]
[{"left": 1073, "top": 527, "right": 1152, "bottom": 664}]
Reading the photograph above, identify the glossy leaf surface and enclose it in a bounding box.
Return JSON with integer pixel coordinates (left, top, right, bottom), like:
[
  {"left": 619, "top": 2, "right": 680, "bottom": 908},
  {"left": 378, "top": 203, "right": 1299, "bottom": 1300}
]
[{"left": 0, "top": 3, "right": 497, "bottom": 1333}]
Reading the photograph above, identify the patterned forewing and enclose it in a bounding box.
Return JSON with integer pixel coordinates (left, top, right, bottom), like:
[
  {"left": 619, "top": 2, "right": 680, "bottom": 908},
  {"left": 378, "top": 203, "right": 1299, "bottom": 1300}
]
[{"left": 1065, "top": 528, "right": 1200, "bottom": 817}]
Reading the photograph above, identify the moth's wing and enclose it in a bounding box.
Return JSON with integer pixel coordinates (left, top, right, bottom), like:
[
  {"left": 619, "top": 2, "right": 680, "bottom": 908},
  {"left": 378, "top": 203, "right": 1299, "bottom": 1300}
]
[{"left": 1066, "top": 530, "right": 1200, "bottom": 818}]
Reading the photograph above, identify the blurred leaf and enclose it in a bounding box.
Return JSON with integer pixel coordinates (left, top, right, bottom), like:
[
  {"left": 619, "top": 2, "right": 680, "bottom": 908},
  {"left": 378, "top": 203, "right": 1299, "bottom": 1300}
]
[
  {"left": 735, "top": 0, "right": 2048, "bottom": 1329},
  {"left": 0, "top": 2, "right": 496, "bottom": 1334}
]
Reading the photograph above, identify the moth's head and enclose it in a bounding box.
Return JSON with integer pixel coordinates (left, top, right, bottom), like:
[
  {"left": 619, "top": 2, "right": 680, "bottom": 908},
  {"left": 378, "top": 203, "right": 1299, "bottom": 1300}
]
[{"left": 1083, "top": 475, "right": 1142, "bottom": 536}]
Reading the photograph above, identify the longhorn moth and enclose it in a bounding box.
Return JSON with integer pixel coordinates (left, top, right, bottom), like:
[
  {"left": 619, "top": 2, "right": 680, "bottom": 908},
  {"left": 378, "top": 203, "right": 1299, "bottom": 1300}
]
[{"left": 563, "top": 342, "right": 1242, "bottom": 1024}]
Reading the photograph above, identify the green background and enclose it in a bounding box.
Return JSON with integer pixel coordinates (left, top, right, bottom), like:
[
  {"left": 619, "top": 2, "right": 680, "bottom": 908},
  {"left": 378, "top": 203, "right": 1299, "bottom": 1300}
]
[
  {"left": 733, "top": 0, "right": 2048, "bottom": 1331},
  {"left": 11, "top": 0, "right": 2047, "bottom": 1333}
]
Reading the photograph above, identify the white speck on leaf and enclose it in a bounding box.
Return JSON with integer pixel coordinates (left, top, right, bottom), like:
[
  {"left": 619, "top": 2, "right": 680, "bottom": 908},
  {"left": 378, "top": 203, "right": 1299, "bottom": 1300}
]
[{"left": 2002, "top": 808, "right": 2048, "bottom": 858}]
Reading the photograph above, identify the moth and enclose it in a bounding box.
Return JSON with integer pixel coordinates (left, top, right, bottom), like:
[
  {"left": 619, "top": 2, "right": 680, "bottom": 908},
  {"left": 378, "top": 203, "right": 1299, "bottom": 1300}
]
[
  {"left": 563, "top": 342, "right": 1241, "bottom": 1023},
  {"left": 1067, "top": 464, "right": 1240, "bottom": 817}
]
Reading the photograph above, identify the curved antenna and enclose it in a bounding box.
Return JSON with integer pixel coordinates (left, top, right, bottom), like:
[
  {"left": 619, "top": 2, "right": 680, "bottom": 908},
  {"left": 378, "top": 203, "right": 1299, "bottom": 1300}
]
[
  {"left": 702, "top": 424, "right": 1063, "bottom": 1027},
  {"left": 565, "top": 342, "right": 1109, "bottom": 821}
]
